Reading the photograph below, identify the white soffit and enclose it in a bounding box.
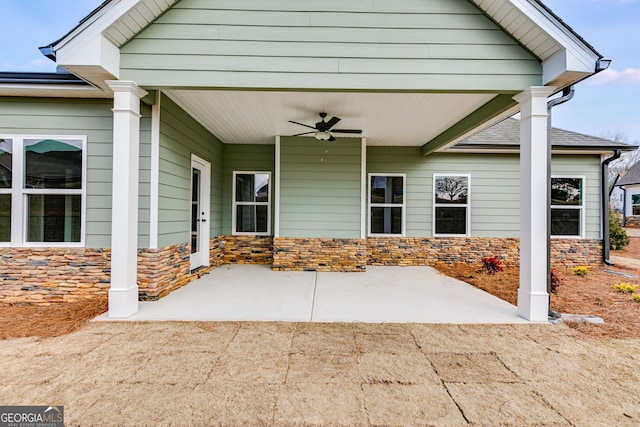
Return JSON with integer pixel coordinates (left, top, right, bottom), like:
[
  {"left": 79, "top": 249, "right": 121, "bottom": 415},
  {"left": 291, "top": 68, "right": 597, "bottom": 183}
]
[
  {"left": 471, "top": 0, "right": 599, "bottom": 84},
  {"left": 164, "top": 90, "right": 495, "bottom": 146}
]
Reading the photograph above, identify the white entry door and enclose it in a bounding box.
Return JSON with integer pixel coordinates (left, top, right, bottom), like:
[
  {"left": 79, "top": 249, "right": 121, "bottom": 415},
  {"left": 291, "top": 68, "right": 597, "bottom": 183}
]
[{"left": 190, "top": 154, "right": 211, "bottom": 270}]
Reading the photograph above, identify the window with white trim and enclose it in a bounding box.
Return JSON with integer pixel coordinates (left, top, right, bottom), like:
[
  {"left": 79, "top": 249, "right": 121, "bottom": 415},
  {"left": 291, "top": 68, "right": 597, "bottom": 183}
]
[
  {"left": 0, "top": 136, "right": 86, "bottom": 246},
  {"left": 433, "top": 174, "right": 469, "bottom": 236},
  {"left": 232, "top": 171, "right": 271, "bottom": 235},
  {"left": 369, "top": 174, "right": 405, "bottom": 236},
  {"left": 551, "top": 176, "right": 584, "bottom": 237},
  {"left": 632, "top": 194, "right": 640, "bottom": 215}
]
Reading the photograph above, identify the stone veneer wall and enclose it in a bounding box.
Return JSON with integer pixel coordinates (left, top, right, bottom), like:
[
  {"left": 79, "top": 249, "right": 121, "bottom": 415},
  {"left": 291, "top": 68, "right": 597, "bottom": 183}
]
[
  {"left": 367, "top": 237, "right": 602, "bottom": 267},
  {"left": 0, "top": 248, "right": 111, "bottom": 305},
  {"left": 2, "top": 236, "right": 602, "bottom": 305},
  {"left": 550, "top": 239, "right": 602, "bottom": 266},
  {"left": 624, "top": 216, "right": 640, "bottom": 228},
  {"left": 222, "top": 235, "right": 273, "bottom": 264},
  {"left": 367, "top": 237, "right": 521, "bottom": 266},
  {"left": 273, "top": 238, "right": 367, "bottom": 272},
  {"left": 138, "top": 237, "right": 225, "bottom": 301}
]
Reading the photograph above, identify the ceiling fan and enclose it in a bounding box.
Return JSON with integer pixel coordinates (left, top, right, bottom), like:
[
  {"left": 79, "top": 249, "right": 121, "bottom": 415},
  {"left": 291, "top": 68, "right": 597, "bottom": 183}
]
[{"left": 289, "top": 112, "right": 362, "bottom": 141}]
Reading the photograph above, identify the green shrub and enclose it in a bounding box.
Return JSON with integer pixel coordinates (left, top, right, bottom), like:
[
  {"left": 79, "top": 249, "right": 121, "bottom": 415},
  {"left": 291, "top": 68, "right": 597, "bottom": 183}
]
[
  {"left": 612, "top": 283, "right": 638, "bottom": 293},
  {"left": 572, "top": 266, "right": 589, "bottom": 276},
  {"left": 609, "top": 209, "right": 630, "bottom": 250},
  {"left": 631, "top": 294, "right": 640, "bottom": 303}
]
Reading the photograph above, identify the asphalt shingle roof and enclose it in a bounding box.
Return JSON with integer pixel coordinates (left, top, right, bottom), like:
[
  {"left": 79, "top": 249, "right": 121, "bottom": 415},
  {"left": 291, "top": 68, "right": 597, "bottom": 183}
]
[
  {"left": 455, "top": 118, "right": 636, "bottom": 151},
  {"left": 616, "top": 162, "right": 640, "bottom": 186}
]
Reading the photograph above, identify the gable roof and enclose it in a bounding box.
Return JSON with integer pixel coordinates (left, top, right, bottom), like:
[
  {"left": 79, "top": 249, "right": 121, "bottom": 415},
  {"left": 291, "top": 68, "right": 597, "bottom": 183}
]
[
  {"left": 450, "top": 118, "right": 637, "bottom": 153},
  {"left": 616, "top": 162, "right": 640, "bottom": 186},
  {"left": 42, "top": 0, "right": 602, "bottom": 91}
]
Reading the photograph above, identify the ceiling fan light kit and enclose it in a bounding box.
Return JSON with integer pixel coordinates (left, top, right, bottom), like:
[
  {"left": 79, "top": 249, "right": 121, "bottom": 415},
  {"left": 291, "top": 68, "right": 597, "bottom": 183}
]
[
  {"left": 314, "top": 131, "right": 332, "bottom": 141},
  {"left": 289, "top": 112, "right": 362, "bottom": 142}
]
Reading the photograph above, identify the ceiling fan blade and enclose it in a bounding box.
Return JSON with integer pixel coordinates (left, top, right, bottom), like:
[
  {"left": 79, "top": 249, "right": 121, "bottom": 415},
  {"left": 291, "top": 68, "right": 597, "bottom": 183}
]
[
  {"left": 331, "top": 129, "right": 362, "bottom": 134},
  {"left": 289, "top": 120, "right": 317, "bottom": 130},
  {"left": 291, "top": 131, "right": 315, "bottom": 137},
  {"left": 329, "top": 135, "right": 336, "bottom": 142},
  {"left": 325, "top": 116, "right": 341, "bottom": 129}
]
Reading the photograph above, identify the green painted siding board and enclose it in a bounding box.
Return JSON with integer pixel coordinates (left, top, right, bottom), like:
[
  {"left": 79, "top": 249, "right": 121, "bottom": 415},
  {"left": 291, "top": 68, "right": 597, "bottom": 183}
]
[
  {"left": 120, "top": 0, "right": 540, "bottom": 91},
  {"left": 280, "top": 138, "right": 361, "bottom": 238},
  {"left": 0, "top": 98, "right": 116, "bottom": 248},
  {"left": 367, "top": 148, "right": 602, "bottom": 239},
  {"left": 221, "top": 144, "right": 275, "bottom": 234},
  {"left": 158, "top": 95, "right": 223, "bottom": 248}
]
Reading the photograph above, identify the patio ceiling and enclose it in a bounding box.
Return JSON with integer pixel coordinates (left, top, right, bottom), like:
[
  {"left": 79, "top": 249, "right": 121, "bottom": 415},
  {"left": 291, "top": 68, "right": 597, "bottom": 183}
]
[{"left": 164, "top": 89, "right": 501, "bottom": 147}]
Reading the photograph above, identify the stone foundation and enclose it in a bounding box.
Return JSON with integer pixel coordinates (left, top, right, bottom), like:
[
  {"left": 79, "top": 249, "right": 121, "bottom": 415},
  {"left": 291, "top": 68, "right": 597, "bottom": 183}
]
[
  {"left": 367, "top": 237, "right": 521, "bottom": 266},
  {"left": 0, "top": 247, "right": 111, "bottom": 305},
  {"left": 367, "top": 237, "right": 602, "bottom": 267},
  {"left": 222, "top": 235, "right": 273, "bottom": 264},
  {"left": 624, "top": 216, "right": 640, "bottom": 228},
  {"left": 2, "top": 236, "right": 602, "bottom": 305},
  {"left": 550, "top": 239, "right": 602, "bottom": 266},
  {"left": 273, "top": 238, "right": 366, "bottom": 272},
  {"left": 138, "top": 237, "right": 225, "bottom": 301}
]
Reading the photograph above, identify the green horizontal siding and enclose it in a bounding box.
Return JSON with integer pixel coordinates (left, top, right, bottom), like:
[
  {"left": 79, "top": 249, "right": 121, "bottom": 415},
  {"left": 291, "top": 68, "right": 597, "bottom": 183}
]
[
  {"left": 0, "top": 98, "right": 116, "bottom": 248},
  {"left": 552, "top": 155, "right": 601, "bottom": 239},
  {"left": 222, "top": 144, "right": 275, "bottom": 234},
  {"left": 367, "top": 149, "right": 602, "bottom": 239},
  {"left": 120, "top": 0, "right": 541, "bottom": 91},
  {"left": 158, "top": 94, "right": 223, "bottom": 247},
  {"left": 280, "top": 137, "right": 361, "bottom": 238}
]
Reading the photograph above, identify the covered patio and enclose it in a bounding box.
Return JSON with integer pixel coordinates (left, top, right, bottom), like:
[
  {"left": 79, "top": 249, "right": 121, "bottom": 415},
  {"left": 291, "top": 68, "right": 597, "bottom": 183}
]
[{"left": 96, "top": 265, "right": 527, "bottom": 323}]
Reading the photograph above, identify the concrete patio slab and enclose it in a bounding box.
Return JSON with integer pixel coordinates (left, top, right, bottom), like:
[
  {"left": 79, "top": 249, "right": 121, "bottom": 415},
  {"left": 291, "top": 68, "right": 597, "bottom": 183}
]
[{"left": 96, "top": 264, "right": 528, "bottom": 323}]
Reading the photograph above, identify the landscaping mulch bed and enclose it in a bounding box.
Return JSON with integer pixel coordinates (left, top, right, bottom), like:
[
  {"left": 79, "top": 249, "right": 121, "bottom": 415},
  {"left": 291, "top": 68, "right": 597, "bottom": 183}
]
[
  {"left": 434, "top": 261, "right": 640, "bottom": 339},
  {"left": 0, "top": 297, "right": 107, "bottom": 340}
]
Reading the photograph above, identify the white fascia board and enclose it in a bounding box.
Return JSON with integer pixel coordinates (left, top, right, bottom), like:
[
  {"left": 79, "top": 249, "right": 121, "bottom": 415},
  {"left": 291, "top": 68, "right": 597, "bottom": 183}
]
[
  {"left": 542, "top": 50, "right": 597, "bottom": 87},
  {"left": 505, "top": 0, "right": 600, "bottom": 84},
  {"left": 56, "top": 34, "right": 120, "bottom": 80},
  {"left": 53, "top": 0, "right": 146, "bottom": 83}
]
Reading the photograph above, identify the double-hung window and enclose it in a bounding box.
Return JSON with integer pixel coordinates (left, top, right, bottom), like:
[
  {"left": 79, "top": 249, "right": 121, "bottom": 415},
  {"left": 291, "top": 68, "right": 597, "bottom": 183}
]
[
  {"left": 0, "top": 136, "right": 86, "bottom": 246},
  {"left": 433, "top": 174, "right": 470, "bottom": 236},
  {"left": 369, "top": 174, "right": 405, "bottom": 236},
  {"left": 232, "top": 171, "right": 271, "bottom": 235},
  {"left": 551, "top": 176, "right": 584, "bottom": 237}
]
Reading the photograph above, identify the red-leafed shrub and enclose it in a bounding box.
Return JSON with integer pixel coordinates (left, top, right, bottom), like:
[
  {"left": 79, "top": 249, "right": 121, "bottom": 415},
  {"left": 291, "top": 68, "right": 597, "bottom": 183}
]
[{"left": 481, "top": 257, "right": 504, "bottom": 275}]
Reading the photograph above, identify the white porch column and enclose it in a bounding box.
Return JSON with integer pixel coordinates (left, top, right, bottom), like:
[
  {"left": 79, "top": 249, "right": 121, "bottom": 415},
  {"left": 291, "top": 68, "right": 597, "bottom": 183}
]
[
  {"left": 106, "top": 80, "right": 148, "bottom": 318},
  {"left": 514, "top": 86, "right": 556, "bottom": 322}
]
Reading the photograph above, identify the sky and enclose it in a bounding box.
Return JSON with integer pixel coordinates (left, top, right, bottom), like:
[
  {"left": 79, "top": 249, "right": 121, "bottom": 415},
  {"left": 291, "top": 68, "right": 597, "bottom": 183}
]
[{"left": 0, "top": 0, "right": 638, "bottom": 144}]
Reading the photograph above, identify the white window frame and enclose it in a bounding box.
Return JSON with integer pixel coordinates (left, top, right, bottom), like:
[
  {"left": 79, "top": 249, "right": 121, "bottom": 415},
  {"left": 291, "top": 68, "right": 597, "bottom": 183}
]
[
  {"left": 433, "top": 173, "right": 470, "bottom": 237},
  {"left": 551, "top": 175, "right": 585, "bottom": 239},
  {"left": 232, "top": 171, "right": 271, "bottom": 236},
  {"left": 368, "top": 173, "right": 406, "bottom": 237},
  {"left": 631, "top": 193, "right": 640, "bottom": 216},
  {"left": 0, "top": 134, "right": 87, "bottom": 247}
]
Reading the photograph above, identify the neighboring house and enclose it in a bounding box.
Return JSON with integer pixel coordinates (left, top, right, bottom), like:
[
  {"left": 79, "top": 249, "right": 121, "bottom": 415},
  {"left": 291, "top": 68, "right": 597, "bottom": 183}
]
[
  {"left": 0, "top": 0, "right": 627, "bottom": 321},
  {"left": 614, "top": 162, "right": 640, "bottom": 226}
]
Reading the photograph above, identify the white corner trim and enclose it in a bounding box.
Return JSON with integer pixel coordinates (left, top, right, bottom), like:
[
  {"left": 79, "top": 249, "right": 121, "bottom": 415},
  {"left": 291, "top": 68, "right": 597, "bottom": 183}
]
[
  {"left": 149, "top": 91, "right": 161, "bottom": 249},
  {"left": 274, "top": 135, "right": 281, "bottom": 238},
  {"left": 361, "top": 138, "right": 367, "bottom": 239}
]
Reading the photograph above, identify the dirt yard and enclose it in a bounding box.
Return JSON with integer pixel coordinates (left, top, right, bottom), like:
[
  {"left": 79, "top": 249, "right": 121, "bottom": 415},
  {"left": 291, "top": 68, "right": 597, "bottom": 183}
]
[
  {"left": 2, "top": 239, "right": 640, "bottom": 425},
  {"left": 1, "top": 321, "right": 639, "bottom": 426}
]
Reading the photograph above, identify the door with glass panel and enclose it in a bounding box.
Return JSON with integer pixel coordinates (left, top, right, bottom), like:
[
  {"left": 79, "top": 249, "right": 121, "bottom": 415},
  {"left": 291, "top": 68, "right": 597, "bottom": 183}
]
[{"left": 190, "top": 155, "right": 211, "bottom": 270}]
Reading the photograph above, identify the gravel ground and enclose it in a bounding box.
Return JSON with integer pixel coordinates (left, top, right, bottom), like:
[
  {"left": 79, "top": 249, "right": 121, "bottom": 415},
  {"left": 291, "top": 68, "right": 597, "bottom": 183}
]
[{"left": 1, "top": 321, "right": 639, "bottom": 426}]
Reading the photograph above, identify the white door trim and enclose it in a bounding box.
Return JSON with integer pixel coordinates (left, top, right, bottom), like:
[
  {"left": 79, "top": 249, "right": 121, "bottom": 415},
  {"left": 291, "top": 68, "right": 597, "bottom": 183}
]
[{"left": 190, "top": 154, "right": 211, "bottom": 270}]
